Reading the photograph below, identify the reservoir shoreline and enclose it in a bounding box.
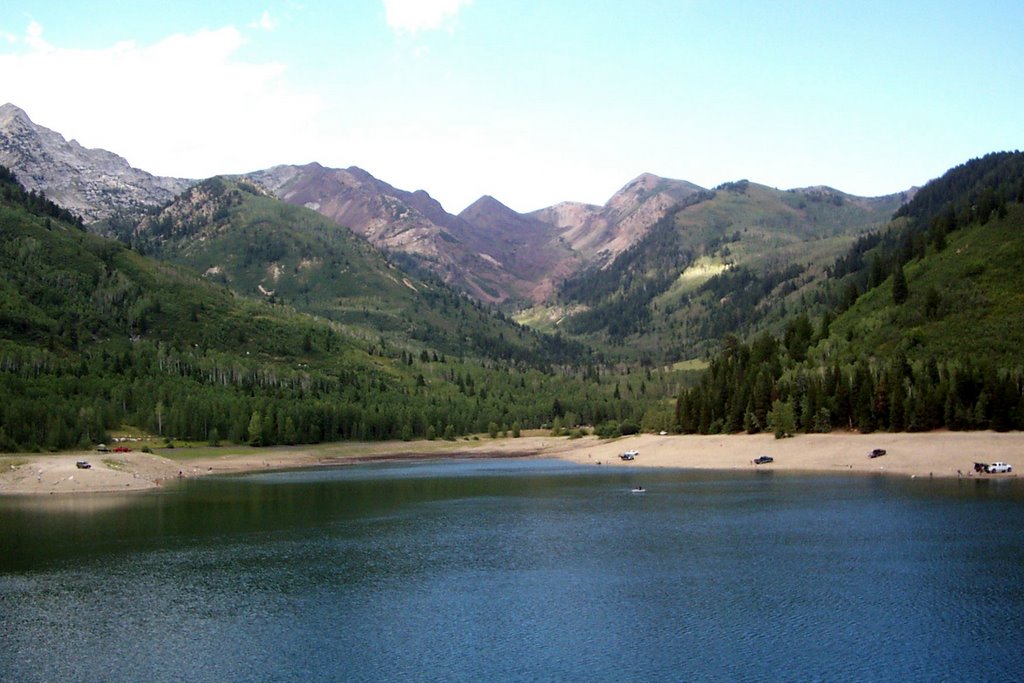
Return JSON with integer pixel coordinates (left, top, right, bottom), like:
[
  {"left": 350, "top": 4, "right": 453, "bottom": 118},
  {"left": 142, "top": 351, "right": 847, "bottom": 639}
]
[{"left": 1, "top": 430, "right": 1019, "bottom": 495}]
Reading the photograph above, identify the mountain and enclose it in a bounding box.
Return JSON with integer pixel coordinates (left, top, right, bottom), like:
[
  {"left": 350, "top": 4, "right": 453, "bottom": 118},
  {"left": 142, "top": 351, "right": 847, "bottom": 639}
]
[
  {"left": 816, "top": 151, "right": 1024, "bottom": 368},
  {"left": 531, "top": 172, "right": 708, "bottom": 261},
  {"left": 543, "top": 179, "right": 907, "bottom": 361},
  {"left": 249, "top": 164, "right": 718, "bottom": 306},
  {"left": 243, "top": 162, "right": 529, "bottom": 305},
  {"left": 0, "top": 166, "right": 652, "bottom": 451},
  {"left": 0, "top": 104, "right": 910, "bottom": 321},
  {"left": 457, "top": 195, "right": 580, "bottom": 302},
  {"left": 0, "top": 103, "right": 191, "bottom": 223},
  {"left": 129, "top": 175, "right": 587, "bottom": 366},
  {"left": 676, "top": 152, "right": 1024, "bottom": 436},
  {"left": 822, "top": 203, "right": 1024, "bottom": 368}
]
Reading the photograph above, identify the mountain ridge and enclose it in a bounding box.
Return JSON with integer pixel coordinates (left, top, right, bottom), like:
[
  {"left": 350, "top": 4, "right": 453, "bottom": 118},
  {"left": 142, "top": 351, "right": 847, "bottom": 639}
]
[
  {"left": 0, "top": 103, "right": 192, "bottom": 223},
  {"left": 1, "top": 103, "right": 913, "bottom": 311}
]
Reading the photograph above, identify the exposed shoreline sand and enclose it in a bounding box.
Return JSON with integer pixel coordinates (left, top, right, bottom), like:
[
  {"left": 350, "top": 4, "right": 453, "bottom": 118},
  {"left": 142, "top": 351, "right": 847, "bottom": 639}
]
[{"left": 1, "top": 430, "right": 1019, "bottom": 496}]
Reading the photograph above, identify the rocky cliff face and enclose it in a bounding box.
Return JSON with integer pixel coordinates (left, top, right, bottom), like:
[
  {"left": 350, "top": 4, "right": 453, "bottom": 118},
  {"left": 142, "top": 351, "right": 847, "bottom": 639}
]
[
  {"left": 246, "top": 163, "right": 461, "bottom": 260},
  {"left": 0, "top": 103, "right": 191, "bottom": 223},
  {"left": 531, "top": 173, "right": 708, "bottom": 264},
  {"left": 244, "top": 162, "right": 529, "bottom": 304}
]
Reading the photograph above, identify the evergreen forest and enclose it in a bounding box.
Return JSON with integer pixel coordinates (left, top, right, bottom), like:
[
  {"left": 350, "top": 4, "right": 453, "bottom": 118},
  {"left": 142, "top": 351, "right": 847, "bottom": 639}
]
[{"left": 676, "top": 152, "right": 1024, "bottom": 436}]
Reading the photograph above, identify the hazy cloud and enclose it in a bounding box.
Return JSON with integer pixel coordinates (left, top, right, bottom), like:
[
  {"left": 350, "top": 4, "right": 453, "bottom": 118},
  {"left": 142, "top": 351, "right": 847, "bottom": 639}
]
[
  {"left": 24, "top": 20, "right": 49, "bottom": 50},
  {"left": 0, "top": 21, "right": 325, "bottom": 178},
  {"left": 382, "top": 0, "right": 472, "bottom": 34},
  {"left": 250, "top": 11, "right": 279, "bottom": 31}
]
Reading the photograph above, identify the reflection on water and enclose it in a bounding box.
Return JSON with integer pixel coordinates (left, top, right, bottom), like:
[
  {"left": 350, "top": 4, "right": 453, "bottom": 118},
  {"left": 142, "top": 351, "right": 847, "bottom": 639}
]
[{"left": 2, "top": 459, "right": 1023, "bottom": 681}]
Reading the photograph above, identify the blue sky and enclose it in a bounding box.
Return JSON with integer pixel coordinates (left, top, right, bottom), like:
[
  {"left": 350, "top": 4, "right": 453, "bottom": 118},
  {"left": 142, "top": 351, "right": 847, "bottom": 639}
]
[{"left": 1, "top": 1, "right": 1021, "bottom": 213}]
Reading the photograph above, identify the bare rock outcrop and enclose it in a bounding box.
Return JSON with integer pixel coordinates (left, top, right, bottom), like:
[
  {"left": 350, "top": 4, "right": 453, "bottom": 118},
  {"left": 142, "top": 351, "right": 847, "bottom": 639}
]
[{"left": 0, "top": 103, "right": 192, "bottom": 223}]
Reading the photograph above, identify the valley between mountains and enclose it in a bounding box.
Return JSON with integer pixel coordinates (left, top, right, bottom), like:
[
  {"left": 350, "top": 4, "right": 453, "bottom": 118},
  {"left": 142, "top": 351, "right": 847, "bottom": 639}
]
[{"left": 2, "top": 100, "right": 1023, "bottom": 453}]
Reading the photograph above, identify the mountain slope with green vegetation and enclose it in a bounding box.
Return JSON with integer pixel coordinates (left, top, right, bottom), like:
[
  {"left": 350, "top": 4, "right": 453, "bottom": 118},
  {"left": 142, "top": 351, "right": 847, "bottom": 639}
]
[
  {"left": 676, "top": 152, "right": 1024, "bottom": 436},
  {"left": 818, "top": 204, "right": 1024, "bottom": 367},
  {"left": 122, "top": 176, "right": 583, "bottom": 367},
  {"left": 0, "top": 168, "right": 659, "bottom": 451},
  {"left": 546, "top": 181, "right": 904, "bottom": 362}
]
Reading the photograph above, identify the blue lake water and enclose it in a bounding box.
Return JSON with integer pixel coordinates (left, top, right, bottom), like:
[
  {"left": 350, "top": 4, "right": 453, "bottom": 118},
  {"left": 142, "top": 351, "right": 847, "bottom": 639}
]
[{"left": 2, "top": 458, "right": 1023, "bottom": 681}]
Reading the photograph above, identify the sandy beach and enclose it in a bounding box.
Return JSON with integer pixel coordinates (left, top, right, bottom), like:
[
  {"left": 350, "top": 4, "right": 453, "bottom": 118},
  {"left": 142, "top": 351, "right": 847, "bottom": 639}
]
[{"left": 1, "top": 430, "right": 1019, "bottom": 495}]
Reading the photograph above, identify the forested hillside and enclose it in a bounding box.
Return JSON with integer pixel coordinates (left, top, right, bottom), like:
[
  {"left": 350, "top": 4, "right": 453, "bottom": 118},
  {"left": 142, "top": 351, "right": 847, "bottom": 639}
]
[
  {"left": 551, "top": 181, "right": 903, "bottom": 362},
  {"left": 0, "top": 168, "right": 660, "bottom": 451},
  {"left": 118, "top": 176, "right": 579, "bottom": 367},
  {"left": 677, "top": 152, "right": 1024, "bottom": 435}
]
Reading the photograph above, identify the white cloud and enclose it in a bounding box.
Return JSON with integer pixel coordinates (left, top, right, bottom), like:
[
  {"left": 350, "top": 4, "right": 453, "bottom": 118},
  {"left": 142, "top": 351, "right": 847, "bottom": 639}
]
[
  {"left": 0, "top": 21, "right": 325, "bottom": 179},
  {"left": 24, "top": 20, "right": 49, "bottom": 50},
  {"left": 382, "top": 0, "right": 473, "bottom": 34},
  {"left": 250, "top": 11, "right": 279, "bottom": 31}
]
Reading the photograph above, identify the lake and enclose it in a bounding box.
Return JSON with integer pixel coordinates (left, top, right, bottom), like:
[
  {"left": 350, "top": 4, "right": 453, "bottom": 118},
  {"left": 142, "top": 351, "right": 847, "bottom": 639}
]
[{"left": 2, "top": 458, "right": 1023, "bottom": 681}]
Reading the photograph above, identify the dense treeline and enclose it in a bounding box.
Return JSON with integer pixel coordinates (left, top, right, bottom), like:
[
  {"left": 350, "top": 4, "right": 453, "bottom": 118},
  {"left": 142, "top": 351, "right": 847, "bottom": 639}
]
[
  {"left": 676, "top": 332, "right": 1024, "bottom": 436},
  {"left": 0, "top": 338, "right": 642, "bottom": 451},
  {"left": 894, "top": 151, "right": 1024, "bottom": 226}
]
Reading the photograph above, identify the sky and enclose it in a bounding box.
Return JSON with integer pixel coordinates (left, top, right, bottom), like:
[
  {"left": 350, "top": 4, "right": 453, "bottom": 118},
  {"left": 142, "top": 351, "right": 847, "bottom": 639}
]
[{"left": 1, "top": 0, "right": 1021, "bottom": 214}]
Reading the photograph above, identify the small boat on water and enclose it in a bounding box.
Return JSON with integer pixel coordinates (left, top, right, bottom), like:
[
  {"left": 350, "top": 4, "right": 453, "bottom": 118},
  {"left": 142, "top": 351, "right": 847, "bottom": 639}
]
[{"left": 631, "top": 486, "right": 646, "bottom": 494}]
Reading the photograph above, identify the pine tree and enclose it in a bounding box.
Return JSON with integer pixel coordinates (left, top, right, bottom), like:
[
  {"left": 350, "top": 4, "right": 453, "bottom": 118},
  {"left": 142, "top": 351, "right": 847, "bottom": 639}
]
[{"left": 892, "top": 264, "right": 908, "bottom": 305}]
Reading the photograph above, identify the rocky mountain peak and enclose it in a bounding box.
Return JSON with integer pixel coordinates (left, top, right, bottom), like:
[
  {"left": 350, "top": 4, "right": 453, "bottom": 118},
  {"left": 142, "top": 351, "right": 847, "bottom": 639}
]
[
  {"left": 0, "top": 103, "right": 32, "bottom": 128},
  {"left": 528, "top": 172, "right": 708, "bottom": 263},
  {"left": 0, "top": 103, "right": 193, "bottom": 223},
  {"left": 459, "top": 194, "right": 515, "bottom": 218},
  {"left": 624, "top": 171, "right": 664, "bottom": 190}
]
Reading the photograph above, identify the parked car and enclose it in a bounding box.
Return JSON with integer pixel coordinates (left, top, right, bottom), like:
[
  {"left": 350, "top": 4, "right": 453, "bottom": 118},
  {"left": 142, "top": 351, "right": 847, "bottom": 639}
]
[
  {"left": 986, "top": 462, "right": 1013, "bottom": 473},
  {"left": 753, "top": 456, "right": 774, "bottom": 465},
  {"left": 869, "top": 448, "right": 887, "bottom": 458},
  {"left": 113, "top": 446, "right": 132, "bottom": 453},
  {"left": 75, "top": 460, "right": 91, "bottom": 469},
  {"left": 620, "top": 450, "right": 639, "bottom": 461}
]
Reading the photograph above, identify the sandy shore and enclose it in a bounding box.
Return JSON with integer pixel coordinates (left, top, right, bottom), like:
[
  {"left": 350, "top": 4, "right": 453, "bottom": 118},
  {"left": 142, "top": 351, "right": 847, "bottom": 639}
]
[
  {"left": 552, "top": 431, "right": 1021, "bottom": 479},
  {"left": 1, "top": 430, "right": 1019, "bottom": 495}
]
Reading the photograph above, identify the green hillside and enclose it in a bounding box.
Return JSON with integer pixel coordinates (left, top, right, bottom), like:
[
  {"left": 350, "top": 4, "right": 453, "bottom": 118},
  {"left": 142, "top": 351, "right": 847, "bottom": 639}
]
[
  {"left": 553, "top": 181, "right": 902, "bottom": 361},
  {"left": 0, "top": 169, "right": 656, "bottom": 451},
  {"left": 127, "top": 177, "right": 582, "bottom": 367},
  {"left": 819, "top": 204, "right": 1024, "bottom": 367},
  {"left": 676, "top": 153, "right": 1024, "bottom": 435}
]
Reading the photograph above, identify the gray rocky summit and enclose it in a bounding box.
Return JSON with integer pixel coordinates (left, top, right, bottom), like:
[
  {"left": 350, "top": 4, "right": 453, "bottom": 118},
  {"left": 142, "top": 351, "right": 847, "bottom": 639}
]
[{"left": 0, "top": 103, "right": 192, "bottom": 223}]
